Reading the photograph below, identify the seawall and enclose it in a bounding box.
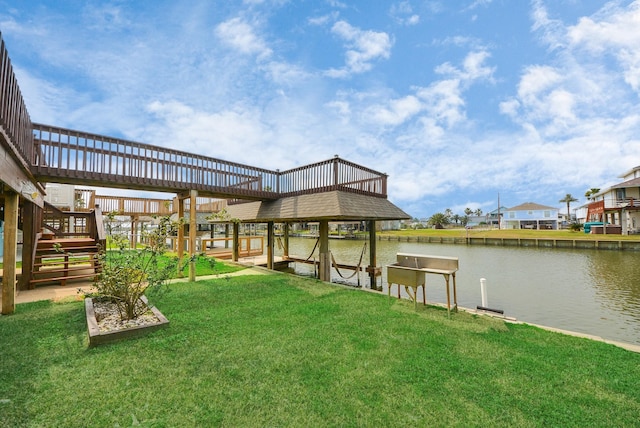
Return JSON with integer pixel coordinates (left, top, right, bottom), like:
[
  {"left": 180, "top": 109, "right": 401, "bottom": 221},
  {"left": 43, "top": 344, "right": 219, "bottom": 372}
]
[{"left": 371, "top": 234, "right": 640, "bottom": 251}]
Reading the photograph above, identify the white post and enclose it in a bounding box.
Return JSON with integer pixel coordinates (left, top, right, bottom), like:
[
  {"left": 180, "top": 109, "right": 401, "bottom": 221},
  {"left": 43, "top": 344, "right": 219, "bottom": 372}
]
[{"left": 480, "top": 278, "right": 487, "bottom": 307}]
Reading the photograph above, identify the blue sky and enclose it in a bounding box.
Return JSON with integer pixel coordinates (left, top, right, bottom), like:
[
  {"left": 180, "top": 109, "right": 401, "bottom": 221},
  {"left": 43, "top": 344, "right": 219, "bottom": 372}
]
[{"left": 2, "top": 0, "right": 639, "bottom": 219}]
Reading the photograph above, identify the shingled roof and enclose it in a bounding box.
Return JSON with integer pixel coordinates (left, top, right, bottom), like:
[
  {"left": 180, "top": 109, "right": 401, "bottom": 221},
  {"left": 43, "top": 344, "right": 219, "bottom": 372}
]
[
  {"left": 221, "top": 191, "right": 411, "bottom": 222},
  {"left": 507, "top": 202, "right": 558, "bottom": 211}
]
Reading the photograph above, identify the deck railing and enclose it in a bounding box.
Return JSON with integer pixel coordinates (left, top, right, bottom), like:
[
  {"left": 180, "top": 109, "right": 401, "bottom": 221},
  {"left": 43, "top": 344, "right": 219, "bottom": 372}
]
[
  {"left": 74, "top": 189, "right": 227, "bottom": 216},
  {"left": 278, "top": 156, "right": 387, "bottom": 197},
  {"left": 32, "top": 124, "right": 280, "bottom": 199},
  {"left": 32, "top": 125, "right": 387, "bottom": 200},
  {"left": 0, "top": 32, "right": 35, "bottom": 170}
]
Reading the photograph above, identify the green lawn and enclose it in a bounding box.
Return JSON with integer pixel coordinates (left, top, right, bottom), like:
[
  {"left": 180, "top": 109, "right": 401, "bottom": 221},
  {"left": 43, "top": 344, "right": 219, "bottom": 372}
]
[{"left": 1, "top": 273, "right": 639, "bottom": 427}]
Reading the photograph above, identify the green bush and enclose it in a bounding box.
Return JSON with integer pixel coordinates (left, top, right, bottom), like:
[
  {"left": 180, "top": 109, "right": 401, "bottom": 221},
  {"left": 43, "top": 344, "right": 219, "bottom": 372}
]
[
  {"left": 91, "top": 214, "right": 181, "bottom": 320},
  {"left": 569, "top": 222, "right": 582, "bottom": 232}
]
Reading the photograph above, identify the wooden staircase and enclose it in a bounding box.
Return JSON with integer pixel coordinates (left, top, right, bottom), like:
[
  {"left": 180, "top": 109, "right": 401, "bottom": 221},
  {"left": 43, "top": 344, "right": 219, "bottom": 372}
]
[
  {"left": 30, "top": 236, "right": 101, "bottom": 287},
  {"left": 27, "top": 202, "right": 105, "bottom": 288}
]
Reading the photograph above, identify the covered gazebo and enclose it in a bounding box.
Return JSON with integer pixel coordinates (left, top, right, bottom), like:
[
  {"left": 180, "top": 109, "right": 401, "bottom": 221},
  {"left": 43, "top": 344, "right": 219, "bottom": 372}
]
[{"left": 220, "top": 190, "right": 411, "bottom": 288}]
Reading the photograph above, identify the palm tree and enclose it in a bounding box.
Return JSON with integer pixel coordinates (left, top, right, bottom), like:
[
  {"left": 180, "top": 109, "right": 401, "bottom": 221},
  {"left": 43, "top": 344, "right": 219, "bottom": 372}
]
[
  {"left": 444, "top": 208, "right": 453, "bottom": 219},
  {"left": 451, "top": 214, "right": 461, "bottom": 225},
  {"left": 559, "top": 193, "right": 578, "bottom": 223},
  {"left": 585, "top": 188, "right": 600, "bottom": 201},
  {"left": 474, "top": 208, "right": 483, "bottom": 216},
  {"left": 464, "top": 207, "right": 473, "bottom": 216},
  {"left": 427, "top": 212, "right": 450, "bottom": 229}
]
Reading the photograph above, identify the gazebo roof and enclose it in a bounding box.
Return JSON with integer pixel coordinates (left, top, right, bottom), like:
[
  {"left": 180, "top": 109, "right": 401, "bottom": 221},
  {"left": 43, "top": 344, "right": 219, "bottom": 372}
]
[{"left": 220, "top": 191, "right": 411, "bottom": 223}]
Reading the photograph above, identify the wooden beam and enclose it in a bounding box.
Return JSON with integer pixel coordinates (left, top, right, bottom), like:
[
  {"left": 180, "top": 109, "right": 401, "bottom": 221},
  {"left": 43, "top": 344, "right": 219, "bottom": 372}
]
[
  {"left": 18, "top": 200, "right": 37, "bottom": 290},
  {"left": 319, "top": 220, "right": 330, "bottom": 282},
  {"left": 232, "top": 223, "right": 239, "bottom": 262},
  {"left": 177, "top": 197, "right": 185, "bottom": 278},
  {"left": 368, "top": 220, "right": 378, "bottom": 290},
  {"left": 267, "top": 221, "right": 274, "bottom": 270},
  {"left": 283, "top": 223, "right": 290, "bottom": 258},
  {"left": 189, "top": 189, "right": 197, "bottom": 281},
  {"left": 130, "top": 216, "right": 137, "bottom": 249},
  {"left": 2, "top": 191, "right": 19, "bottom": 314},
  {"left": 0, "top": 132, "right": 44, "bottom": 208}
]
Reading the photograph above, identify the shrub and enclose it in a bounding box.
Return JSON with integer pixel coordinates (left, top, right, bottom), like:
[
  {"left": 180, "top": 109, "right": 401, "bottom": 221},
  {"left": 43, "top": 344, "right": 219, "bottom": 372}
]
[
  {"left": 569, "top": 222, "right": 582, "bottom": 232},
  {"left": 91, "top": 214, "right": 181, "bottom": 320}
]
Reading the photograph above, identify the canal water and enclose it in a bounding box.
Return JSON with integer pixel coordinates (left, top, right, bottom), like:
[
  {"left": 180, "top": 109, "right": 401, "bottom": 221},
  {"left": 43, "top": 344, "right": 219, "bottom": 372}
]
[{"left": 282, "top": 237, "right": 640, "bottom": 346}]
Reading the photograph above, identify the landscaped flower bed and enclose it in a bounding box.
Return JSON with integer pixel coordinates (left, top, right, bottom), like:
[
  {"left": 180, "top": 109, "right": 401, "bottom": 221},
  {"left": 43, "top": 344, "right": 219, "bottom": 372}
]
[{"left": 85, "top": 295, "right": 169, "bottom": 347}]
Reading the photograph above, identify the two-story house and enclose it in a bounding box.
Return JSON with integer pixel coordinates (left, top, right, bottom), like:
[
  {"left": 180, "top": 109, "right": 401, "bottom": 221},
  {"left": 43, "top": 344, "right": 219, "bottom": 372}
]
[
  {"left": 502, "top": 202, "right": 559, "bottom": 230},
  {"left": 585, "top": 166, "right": 640, "bottom": 234}
]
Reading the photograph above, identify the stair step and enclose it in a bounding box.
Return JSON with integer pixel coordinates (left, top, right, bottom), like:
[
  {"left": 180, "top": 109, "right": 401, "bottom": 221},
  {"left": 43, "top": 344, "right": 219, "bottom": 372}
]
[
  {"left": 36, "top": 246, "right": 99, "bottom": 254},
  {"left": 30, "top": 272, "right": 99, "bottom": 285},
  {"left": 35, "top": 257, "right": 96, "bottom": 266},
  {"left": 33, "top": 265, "right": 101, "bottom": 275},
  {"left": 36, "top": 251, "right": 98, "bottom": 259}
]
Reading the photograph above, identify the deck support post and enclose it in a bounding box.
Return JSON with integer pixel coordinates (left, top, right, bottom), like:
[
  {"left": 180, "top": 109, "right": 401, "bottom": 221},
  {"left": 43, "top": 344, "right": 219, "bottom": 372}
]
[
  {"left": 283, "top": 223, "right": 290, "bottom": 258},
  {"left": 368, "top": 220, "right": 378, "bottom": 290},
  {"left": 319, "top": 220, "right": 330, "bottom": 282},
  {"left": 19, "top": 200, "right": 37, "bottom": 290},
  {"left": 232, "top": 222, "right": 239, "bottom": 262},
  {"left": 177, "top": 197, "right": 185, "bottom": 277},
  {"left": 130, "top": 216, "right": 139, "bottom": 249},
  {"left": 267, "top": 221, "right": 274, "bottom": 270},
  {"left": 188, "top": 190, "right": 198, "bottom": 281},
  {"left": 2, "top": 191, "right": 19, "bottom": 314}
]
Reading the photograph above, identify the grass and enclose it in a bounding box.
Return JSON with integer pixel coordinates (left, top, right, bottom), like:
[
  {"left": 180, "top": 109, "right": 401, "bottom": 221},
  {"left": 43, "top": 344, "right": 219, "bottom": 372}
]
[
  {"left": 117, "top": 252, "right": 245, "bottom": 278},
  {"left": 379, "top": 227, "right": 640, "bottom": 240},
  {"left": 1, "top": 273, "right": 639, "bottom": 427}
]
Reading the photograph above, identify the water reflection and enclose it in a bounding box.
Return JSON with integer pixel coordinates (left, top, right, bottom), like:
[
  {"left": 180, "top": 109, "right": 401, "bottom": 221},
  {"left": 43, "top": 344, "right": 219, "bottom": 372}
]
[{"left": 283, "top": 237, "right": 640, "bottom": 346}]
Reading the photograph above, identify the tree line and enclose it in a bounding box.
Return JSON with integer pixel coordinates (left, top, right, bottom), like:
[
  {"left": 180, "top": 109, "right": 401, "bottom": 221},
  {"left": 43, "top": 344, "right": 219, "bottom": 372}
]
[{"left": 415, "top": 207, "right": 484, "bottom": 229}]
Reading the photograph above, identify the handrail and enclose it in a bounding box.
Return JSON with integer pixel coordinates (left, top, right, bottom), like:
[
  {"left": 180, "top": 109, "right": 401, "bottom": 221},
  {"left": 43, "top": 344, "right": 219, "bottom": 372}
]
[
  {"left": 0, "top": 32, "right": 36, "bottom": 175},
  {"left": 92, "top": 206, "right": 106, "bottom": 248},
  {"left": 32, "top": 123, "right": 280, "bottom": 199},
  {"left": 31, "top": 124, "right": 388, "bottom": 200},
  {"left": 42, "top": 201, "right": 93, "bottom": 238},
  {"left": 278, "top": 156, "right": 387, "bottom": 197}
]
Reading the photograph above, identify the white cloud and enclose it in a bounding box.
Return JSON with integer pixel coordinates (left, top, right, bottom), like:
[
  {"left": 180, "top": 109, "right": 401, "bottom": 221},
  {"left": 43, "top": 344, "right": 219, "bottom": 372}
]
[
  {"left": 215, "top": 17, "right": 273, "bottom": 60},
  {"left": 325, "top": 20, "right": 392, "bottom": 77},
  {"left": 530, "top": 0, "right": 567, "bottom": 51},
  {"left": 390, "top": 2, "right": 420, "bottom": 26},
  {"left": 308, "top": 12, "right": 339, "bottom": 26},
  {"left": 465, "top": 0, "right": 493, "bottom": 11},
  {"left": 364, "top": 95, "right": 422, "bottom": 126},
  {"left": 567, "top": 0, "right": 640, "bottom": 92},
  {"left": 416, "top": 80, "right": 465, "bottom": 128}
]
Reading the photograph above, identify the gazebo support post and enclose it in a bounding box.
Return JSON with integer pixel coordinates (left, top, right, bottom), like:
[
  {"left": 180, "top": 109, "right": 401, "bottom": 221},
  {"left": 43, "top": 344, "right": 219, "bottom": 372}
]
[
  {"left": 283, "top": 223, "right": 290, "bottom": 259},
  {"left": 267, "top": 221, "right": 274, "bottom": 270},
  {"left": 368, "top": 220, "right": 379, "bottom": 290},
  {"left": 319, "top": 220, "right": 330, "bottom": 282}
]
